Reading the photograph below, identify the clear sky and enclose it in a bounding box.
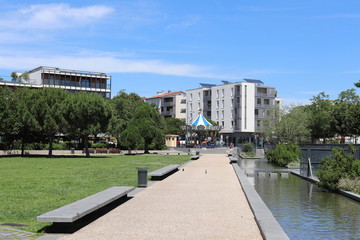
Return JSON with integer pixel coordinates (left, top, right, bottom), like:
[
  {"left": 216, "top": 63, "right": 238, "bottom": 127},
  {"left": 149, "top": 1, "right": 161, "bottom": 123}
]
[{"left": 1, "top": 0, "right": 360, "bottom": 105}]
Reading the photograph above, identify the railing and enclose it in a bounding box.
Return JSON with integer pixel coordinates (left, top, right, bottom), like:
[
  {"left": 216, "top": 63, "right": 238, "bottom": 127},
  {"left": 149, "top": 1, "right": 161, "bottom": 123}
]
[{"left": 43, "top": 79, "right": 110, "bottom": 90}]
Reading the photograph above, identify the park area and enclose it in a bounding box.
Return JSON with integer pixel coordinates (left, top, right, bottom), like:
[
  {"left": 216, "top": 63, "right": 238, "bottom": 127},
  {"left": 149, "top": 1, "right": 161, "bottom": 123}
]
[{"left": 0, "top": 155, "right": 189, "bottom": 233}]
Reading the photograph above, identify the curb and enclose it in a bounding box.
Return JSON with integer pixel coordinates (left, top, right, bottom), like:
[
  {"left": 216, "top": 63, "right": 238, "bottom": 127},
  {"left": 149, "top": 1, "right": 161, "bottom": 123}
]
[{"left": 232, "top": 163, "right": 289, "bottom": 240}]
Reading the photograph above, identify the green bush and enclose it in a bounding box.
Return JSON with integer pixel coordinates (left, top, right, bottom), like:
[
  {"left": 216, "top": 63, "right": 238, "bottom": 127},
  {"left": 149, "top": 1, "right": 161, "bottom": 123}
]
[
  {"left": 91, "top": 142, "right": 108, "bottom": 148},
  {"left": 242, "top": 143, "right": 254, "bottom": 153},
  {"left": 265, "top": 143, "right": 300, "bottom": 167},
  {"left": 317, "top": 146, "right": 360, "bottom": 192}
]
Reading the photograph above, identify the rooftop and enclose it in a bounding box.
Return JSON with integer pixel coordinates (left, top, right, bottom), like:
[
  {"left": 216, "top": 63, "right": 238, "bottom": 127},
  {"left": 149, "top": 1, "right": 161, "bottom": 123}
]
[{"left": 145, "top": 91, "right": 185, "bottom": 99}]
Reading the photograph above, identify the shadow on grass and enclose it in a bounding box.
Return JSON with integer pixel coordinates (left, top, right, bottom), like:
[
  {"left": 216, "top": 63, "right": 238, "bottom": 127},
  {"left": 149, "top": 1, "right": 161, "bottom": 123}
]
[{"left": 38, "top": 195, "right": 133, "bottom": 234}]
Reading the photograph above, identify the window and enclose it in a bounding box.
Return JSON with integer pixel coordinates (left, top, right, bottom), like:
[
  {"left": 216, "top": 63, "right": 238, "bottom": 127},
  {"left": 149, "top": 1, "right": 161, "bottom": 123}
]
[
  {"left": 216, "top": 89, "right": 219, "bottom": 98},
  {"left": 257, "top": 120, "right": 261, "bottom": 127},
  {"left": 257, "top": 98, "right": 261, "bottom": 105},
  {"left": 216, "top": 111, "right": 219, "bottom": 120},
  {"left": 221, "top": 89, "right": 224, "bottom": 98},
  {"left": 257, "top": 88, "right": 267, "bottom": 94},
  {"left": 207, "top": 101, "right": 211, "bottom": 106},
  {"left": 216, "top": 100, "right": 219, "bottom": 109},
  {"left": 264, "top": 99, "right": 270, "bottom": 105},
  {"left": 207, "top": 111, "right": 211, "bottom": 117},
  {"left": 255, "top": 109, "right": 259, "bottom": 116},
  {"left": 181, "top": 109, "right": 186, "bottom": 113},
  {"left": 198, "top": 92, "right": 201, "bottom": 100},
  {"left": 181, "top": 99, "right": 186, "bottom": 104},
  {"left": 231, "top": 88, "right": 233, "bottom": 97},
  {"left": 221, "top": 110, "right": 224, "bottom": 119},
  {"left": 190, "top": 93, "right": 193, "bottom": 101},
  {"left": 221, "top": 100, "right": 224, "bottom": 109},
  {"left": 164, "top": 97, "right": 173, "bottom": 103}
]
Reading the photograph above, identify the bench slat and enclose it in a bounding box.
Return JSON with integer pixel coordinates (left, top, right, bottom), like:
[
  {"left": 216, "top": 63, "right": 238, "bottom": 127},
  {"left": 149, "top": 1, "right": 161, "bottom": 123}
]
[{"left": 37, "top": 186, "right": 134, "bottom": 223}]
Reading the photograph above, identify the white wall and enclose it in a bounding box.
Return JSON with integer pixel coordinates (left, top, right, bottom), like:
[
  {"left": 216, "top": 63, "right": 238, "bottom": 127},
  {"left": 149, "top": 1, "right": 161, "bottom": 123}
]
[{"left": 240, "top": 83, "right": 255, "bottom": 132}]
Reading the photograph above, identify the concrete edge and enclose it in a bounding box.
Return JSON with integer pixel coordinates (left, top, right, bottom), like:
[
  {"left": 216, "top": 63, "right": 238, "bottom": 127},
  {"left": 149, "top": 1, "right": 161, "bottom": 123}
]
[
  {"left": 290, "top": 171, "right": 360, "bottom": 202},
  {"left": 232, "top": 163, "right": 289, "bottom": 240}
]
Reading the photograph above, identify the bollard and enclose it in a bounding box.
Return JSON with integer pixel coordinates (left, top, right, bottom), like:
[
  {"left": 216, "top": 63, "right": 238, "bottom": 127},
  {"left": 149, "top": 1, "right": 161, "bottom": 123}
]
[{"left": 137, "top": 167, "right": 148, "bottom": 187}]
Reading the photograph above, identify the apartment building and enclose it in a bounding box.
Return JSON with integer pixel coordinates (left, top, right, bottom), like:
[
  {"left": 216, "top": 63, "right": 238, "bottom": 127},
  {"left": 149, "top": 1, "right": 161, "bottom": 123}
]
[
  {"left": 144, "top": 91, "right": 187, "bottom": 121},
  {"left": 0, "top": 66, "right": 112, "bottom": 98},
  {"left": 186, "top": 80, "right": 281, "bottom": 146}
]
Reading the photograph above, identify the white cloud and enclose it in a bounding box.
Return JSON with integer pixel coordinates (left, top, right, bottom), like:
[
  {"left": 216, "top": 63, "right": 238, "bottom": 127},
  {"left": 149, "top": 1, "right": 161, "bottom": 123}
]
[
  {"left": 0, "top": 3, "right": 114, "bottom": 30},
  {"left": 0, "top": 55, "right": 233, "bottom": 79}
]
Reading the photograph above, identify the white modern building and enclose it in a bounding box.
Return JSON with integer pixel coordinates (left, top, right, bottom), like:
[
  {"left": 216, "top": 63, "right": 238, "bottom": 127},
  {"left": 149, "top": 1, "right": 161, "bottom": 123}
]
[
  {"left": 186, "top": 80, "right": 282, "bottom": 146},
  {"left": 0, "top": 66, "right": 112, "bottom": 98},
  {"left": 144, "top": 91, "right": 187, "bottom": 121}
]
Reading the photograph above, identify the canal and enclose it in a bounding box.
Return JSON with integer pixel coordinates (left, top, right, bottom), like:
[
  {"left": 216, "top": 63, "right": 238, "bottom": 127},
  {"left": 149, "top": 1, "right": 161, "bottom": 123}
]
[{"left": 238, "top": 158, "right": 360, "bottom": 240}]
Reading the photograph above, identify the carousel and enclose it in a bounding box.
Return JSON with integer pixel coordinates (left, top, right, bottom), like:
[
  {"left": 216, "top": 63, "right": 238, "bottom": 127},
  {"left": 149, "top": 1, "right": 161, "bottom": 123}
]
[{"left": 182, "top": 110, "right": 221, "bottom": 148}]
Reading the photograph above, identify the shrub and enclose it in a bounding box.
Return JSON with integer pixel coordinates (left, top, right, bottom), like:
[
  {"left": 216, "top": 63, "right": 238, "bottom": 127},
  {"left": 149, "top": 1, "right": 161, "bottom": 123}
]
[
  {"left": 317, "top": 146, "right": 360, "bottom": 192},
  {"left": 91, "top": 142, "right": 107, "bottom": 149},
  {"left": 266, "top": 143, "right": 300, "bottom": 167},
  {"left": 242, "top": 143, "right": 254, "bottom": 153}
]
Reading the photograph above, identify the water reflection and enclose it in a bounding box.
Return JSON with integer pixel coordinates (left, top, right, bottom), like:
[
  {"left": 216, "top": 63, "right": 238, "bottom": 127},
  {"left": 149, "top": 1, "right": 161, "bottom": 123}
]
[{"left": 239, "top": 158, "right": 360, "bottom": 240}]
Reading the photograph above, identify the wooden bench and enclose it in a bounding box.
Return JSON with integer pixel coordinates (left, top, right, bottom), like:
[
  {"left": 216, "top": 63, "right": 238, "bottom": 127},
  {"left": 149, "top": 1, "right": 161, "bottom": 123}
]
[
  {"left": 95, "top": 148, "right": 108, "bottom": 154},
  {"left": 37, "top": 187, "right": 134, "bottom": 223},
  {"left": 148, "top": 165, "right": 180, "bottom": 180},
  {"left": 108, "top": 148, "right": 121, "bottom": 154}
]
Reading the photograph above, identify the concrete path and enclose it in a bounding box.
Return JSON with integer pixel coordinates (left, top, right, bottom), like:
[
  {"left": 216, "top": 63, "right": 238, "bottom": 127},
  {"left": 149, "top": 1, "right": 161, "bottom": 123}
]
[
  {"left": 0, "top": 227, "right": 37, "bottom": 240},
  {"left": 59, "top": 154, "right": 262, "bottom": 240}
]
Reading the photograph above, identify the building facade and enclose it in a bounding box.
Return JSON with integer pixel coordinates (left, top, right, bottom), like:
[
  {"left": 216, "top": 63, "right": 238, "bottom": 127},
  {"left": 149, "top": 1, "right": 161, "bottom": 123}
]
[
  {"left": 144, "top": 91, "right": 187, "bottom": 121},
  {"left": 186, "top": 80, "right": 282, "bottom": 146},
  {"left": 0, "top": 66, "right": 111, "bottom": 98}
]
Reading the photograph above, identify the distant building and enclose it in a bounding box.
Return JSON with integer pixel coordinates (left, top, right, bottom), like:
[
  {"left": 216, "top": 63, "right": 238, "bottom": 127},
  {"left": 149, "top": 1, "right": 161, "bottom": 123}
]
[
  {"left": 144, "top": 91, "right": 187, "bottom": 121},
  {"left": 0, "top": 66, "right": 111, "bottom": 98},
  {"left": 186, "top": 80, "right": 282, "bottom": 146}
]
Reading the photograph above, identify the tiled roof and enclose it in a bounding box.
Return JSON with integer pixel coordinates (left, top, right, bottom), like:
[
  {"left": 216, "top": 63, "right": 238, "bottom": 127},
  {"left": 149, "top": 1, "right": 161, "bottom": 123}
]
[{"left": 145, "top": 91, "right": 184, "bottom": 99}]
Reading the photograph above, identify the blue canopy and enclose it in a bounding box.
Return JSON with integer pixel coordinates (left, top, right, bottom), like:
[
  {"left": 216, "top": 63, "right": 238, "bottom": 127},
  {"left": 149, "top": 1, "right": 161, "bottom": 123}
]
[{"left": 191, "top": 114, "right": 213, "bottom": 127}]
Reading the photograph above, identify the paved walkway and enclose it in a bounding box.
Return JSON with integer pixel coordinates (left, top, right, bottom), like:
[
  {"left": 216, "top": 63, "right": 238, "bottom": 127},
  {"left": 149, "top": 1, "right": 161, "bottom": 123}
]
[
  {"left": 59, "top": 154, "right": 262, "bottom": 240},
  {"left": 0, "top": 227, "right": 37, "bottom": 240}
]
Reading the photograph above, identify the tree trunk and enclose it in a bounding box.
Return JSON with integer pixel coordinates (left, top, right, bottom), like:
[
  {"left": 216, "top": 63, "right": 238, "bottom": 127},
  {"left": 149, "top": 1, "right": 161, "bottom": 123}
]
[
  {"left": 48, "top": 137, "right": 53, "bottom": 157},
  {"left": 21, "top": 138, "right": 25, "bottom": 157},
  {"left": 144, "top": 141, "right": 150, "bottom": 154},
  {"left": 84, "top": 135, "right": 90, "bottom": 158}
]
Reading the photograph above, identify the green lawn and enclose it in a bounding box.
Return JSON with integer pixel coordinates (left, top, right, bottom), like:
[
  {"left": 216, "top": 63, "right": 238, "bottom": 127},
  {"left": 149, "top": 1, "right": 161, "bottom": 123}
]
[{"left": 0, "top": 155, "right": 190, "bottom": 233}]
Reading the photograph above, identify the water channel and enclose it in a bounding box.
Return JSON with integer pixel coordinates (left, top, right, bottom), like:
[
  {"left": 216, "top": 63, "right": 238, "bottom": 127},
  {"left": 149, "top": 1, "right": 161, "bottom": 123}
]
[{"left": 238, "top": 158, "right": 360, "bottom": 240}]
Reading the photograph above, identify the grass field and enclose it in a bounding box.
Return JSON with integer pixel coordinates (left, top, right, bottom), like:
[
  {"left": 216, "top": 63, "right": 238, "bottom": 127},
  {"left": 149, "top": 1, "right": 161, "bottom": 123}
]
[{"left": 0, "top": 154, "right": 190, "bottom": 233}]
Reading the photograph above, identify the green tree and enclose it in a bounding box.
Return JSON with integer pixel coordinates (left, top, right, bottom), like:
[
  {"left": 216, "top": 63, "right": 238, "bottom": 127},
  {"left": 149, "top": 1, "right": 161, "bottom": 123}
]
[
  {"left": 21, "top": 72, "right": 30, "bottom": 81},
  {"left": 263, "top": 105, "right": 310, "bottom": 144},
  {"left": 331, "top": 89, "right": 359, "bottom": 143},
  {"left": 63, "top": 92, "right": 112, "bottom": 158},
  {"left": 125, "top": 104, "right": 165, "bottom": 154},
  {"left": 164, "top": 118, "right": 186, "bottom": 136},
  {"left": 12, "top": 88, "right": 42, "bottom": 156},
  {"left": 108, "top": 90, "right": 145, "bottom": 148},
  {"left": 10, "top": 72, "right": 18, "bottom": 81},
  {"left": 306, "top": 92, "right": 334, "bottom": 143},
  {"left": 121, "top": 125, "right": 143, "bottom": 154},
  {"left": 34, "top": 88, "right": 68, "bottom": 157},
  {"left": 0, "top": 88, "right": 16, "bottom": 149}
]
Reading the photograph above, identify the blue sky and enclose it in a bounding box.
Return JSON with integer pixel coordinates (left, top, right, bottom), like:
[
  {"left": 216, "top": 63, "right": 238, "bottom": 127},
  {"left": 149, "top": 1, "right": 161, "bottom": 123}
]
[{"left": 1, "top": 0, "right": 360, "bottom": 105}]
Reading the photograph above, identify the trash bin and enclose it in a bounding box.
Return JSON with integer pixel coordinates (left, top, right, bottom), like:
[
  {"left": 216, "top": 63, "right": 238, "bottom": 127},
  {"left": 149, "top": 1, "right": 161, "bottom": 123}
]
[
  {"left": 196, "top": 151, "right": 200, "bottom": 155},
  {"left": 137, "top": 167, "right": 148, "bottom": 187},
  {"left": 70, "top": 148, "right": 75, "bottom": 154}
]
